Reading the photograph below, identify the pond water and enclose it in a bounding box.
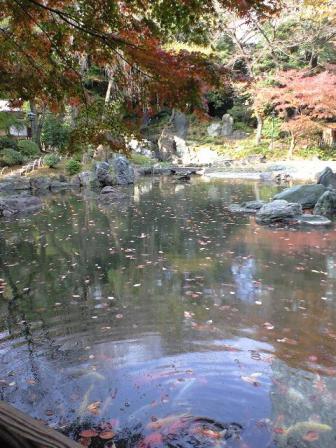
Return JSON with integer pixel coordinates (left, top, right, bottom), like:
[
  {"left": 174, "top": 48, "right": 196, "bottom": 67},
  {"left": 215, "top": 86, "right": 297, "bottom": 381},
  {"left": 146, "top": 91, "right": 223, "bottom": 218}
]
[{"left": 1, "top": 177, "right": 336, "bottom": 448}]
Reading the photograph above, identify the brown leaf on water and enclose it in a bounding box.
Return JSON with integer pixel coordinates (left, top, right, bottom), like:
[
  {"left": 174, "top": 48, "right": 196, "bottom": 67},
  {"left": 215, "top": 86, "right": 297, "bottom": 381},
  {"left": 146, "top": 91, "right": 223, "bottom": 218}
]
[{"left": 87, "top": 401, "right": 101, "bottom": 415}]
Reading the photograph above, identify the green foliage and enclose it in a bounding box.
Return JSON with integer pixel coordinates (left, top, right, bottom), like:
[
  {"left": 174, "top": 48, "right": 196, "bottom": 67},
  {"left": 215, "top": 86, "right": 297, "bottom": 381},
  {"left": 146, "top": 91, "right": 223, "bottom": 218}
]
[
  {"left": 65, "top": 159, "right": 81, "bottom": 175},
  {"left": 233, "top": 121, "right": 254, "bottom": 133},
  {"left": 41, "top": 114, "right": 70, "bottom": 150},
  {"left": 0, "top": 112, "right": 24, "bottom": 134},
  {"left": 17, "top": 140, "right": 39, "bottom": 157},
  {"left": 130, "top": 153, "right": 156, "bottom": 166},
  {"left": 0, "top": 136, "right": 18, "bottom": 150},
  {"left": 43, "top": 153, "right": 60, "bottom": 168},
  {"left": 0, "top": 148, "right": 24, "bottom": 166},
  {"left": 262, "top": 117, "right": 283, "bottom": 139}
]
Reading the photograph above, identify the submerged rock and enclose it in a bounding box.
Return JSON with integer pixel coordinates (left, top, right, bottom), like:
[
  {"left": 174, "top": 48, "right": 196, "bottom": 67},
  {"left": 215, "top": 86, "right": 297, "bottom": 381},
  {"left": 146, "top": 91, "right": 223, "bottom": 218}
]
[
  {"left": 314, "top": 189, "right": 336, "bottom": 216},
  {"left": 0, "top": 195, "right": 42, "bottom": 217},
  {"left": 317, "top": 166, "right": 336, "bottom": 188},
  {"left": 256, "top": 200, "right": 302, "bottom": 224},
  {"left": 273, "top": 184, "right": 326, "bottom": 208},
  {"left": 228, "top": 200, "right": 266, "bottom": 214},
  {"left": 289, "top": 215, "right": 332, "bottom": 226}
]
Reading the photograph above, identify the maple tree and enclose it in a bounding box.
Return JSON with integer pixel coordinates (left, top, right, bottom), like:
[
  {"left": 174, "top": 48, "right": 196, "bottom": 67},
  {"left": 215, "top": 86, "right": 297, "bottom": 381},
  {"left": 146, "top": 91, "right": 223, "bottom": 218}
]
[
  {"left": 0, "top": 0, "right": 279, "bottom": 150},
  {"left": 253, "top": 66, "right": 336, "bottom": 155}
]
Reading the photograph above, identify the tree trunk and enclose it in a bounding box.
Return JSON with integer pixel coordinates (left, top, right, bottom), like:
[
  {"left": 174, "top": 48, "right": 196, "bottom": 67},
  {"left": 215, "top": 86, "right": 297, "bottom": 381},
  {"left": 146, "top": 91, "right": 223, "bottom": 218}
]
[
  {"left": 105, "top": 78, "right": 113, "bottom": 105},
  {"left": 29, "top": 100, "right": 45, "bottom": 150},
  {"left": 255, "top": 113, "right": 263, "bottom": 145},
  {"left": 288, "top": 132, "right": 296, "bottom": 159}
]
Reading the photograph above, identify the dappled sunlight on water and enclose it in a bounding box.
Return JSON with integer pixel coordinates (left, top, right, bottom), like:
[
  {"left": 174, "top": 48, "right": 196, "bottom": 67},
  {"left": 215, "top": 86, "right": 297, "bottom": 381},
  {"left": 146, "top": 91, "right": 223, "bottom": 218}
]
[{"left": 1, "top": 178, "right": 336, "bottom": 447}]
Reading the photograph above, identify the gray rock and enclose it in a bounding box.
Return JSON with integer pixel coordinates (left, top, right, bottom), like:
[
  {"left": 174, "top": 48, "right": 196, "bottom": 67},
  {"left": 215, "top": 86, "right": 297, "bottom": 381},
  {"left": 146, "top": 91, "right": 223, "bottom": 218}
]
[
  {"left": 101, "top": 186, "right": 116, "bottom": 194},
  {"left": 207, "top": 122, "right": 222, "bottom": 137},
  {"left": 78, "top": 171, "right": 91, "bottom": 187},
  {"left": 221, "top": 114, "right": 234, "bottom": 137},
  {"left": 256, "top": 200, "right": 302, "bottom": 224},
  {"left": 112, "top": 156, "right": 134, "bottom": 185},
  {"left": 95, "top": 162, "right": 116, "bottom": 187},
  {"left": 0, "top": 177, "right": 31, "bottom": 191},
  {"left": 289, "top": 214, "right": 332, "bottom": 226},
  {"left": 229, "top": 200, "right": 266, "bottom": 214},
  {"left": 173, "top": 111, "right": 188, "bottom": 139},
  {"left": 30, "top": 176, "right": 51, "bottom": 191},
  {"left": 314, "top": 189, "right": 336, "bottom": 216},
  {"left": 273, "top": 184, "right": 326, "bottom": 208},
  {"left": 50, "top": 180, "right": 72, "bottom": 190},
  {"left": 0, "top": 195, "right": 42, "bottom": 217},
  {"left": 317, "top": 167, "right": 336, "bottom": 188}
]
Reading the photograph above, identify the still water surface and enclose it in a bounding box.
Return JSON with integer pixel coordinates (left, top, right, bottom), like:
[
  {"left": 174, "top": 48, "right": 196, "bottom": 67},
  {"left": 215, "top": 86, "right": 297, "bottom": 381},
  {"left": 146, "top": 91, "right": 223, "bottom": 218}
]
[{"left": 1, "top": 178, "right": 336, "bottom": 448}]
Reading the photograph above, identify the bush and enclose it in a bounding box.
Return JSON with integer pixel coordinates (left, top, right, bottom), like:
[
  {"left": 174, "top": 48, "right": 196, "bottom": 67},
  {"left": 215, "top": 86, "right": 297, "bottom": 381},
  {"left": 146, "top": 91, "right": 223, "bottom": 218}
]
[
  {"left": 65, "top": 159, "right": 81, "bottom": 175},
  {"left": 44, "top": 153, "right": 60, "bottom": 168},
  {"left": 17, "top": 140, "right": 39, "bottom": 157},
  {"left": 41, "top": 114, "right": 70, "bottom": 150},
  {"left": 0, "top": 136, "right": 18, "bottom": 150},
  {"left": 130, "top": 153, "right": 156, "bottom": 166},
  {"left": 0, "top": 148, "right": 24, "bottom": 166}
]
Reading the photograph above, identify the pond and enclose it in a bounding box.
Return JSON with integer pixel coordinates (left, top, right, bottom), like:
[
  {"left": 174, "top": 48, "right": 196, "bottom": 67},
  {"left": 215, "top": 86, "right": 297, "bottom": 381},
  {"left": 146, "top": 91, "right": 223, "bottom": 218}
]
[{"left": 1, "top": 177, "right": 336, "bottom": 448}]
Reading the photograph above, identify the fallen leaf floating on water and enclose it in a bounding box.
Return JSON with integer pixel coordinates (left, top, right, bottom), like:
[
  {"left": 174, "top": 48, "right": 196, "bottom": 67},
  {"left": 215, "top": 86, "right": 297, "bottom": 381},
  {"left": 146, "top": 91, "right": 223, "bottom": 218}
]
[{"left": 87, "top": 401, "right": 101, "bottom": 415}]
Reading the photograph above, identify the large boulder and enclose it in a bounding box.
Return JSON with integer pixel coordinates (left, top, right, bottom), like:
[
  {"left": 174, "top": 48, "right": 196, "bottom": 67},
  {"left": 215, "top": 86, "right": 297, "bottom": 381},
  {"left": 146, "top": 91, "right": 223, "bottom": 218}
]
[
  {"left": 317, "top": 167, "right": 336, "bottom": 188},
  {"left": 256, "top": 200, "right": 302, "bottom": 224},
  {"left": 228, "top": 200, "right": 266, "bottom": 214},
  {"left": 157, "top": 111, "right": 188, "bottom": 161},
  {"left": 95, "top": 161, "right": 115, "bottom": 187},
  {"left": 94, "top": 157, "right": 134, "bottom": 187},
  {"left": 112, "top": 156, "right": 134, "bottom": 185},
  {"left": 221, "top": 114, "right": 234, "bottom": 137},
  {"left": 0, "top": 195, "right": 42, "bottom": 217},
  {"left": 30, "top": 176, "right": 51, "bottom": 191},
  {"left": 273, "top": 184, "right": 326, "bottom": 208},
  {"left": 207, "top": 122, "right": 222, "bottom": 137},
  {"left": 0, "top": 177, "right": 31, "bottom": 192},
  {"left": 314, "top": 189, "right": 336, "bottom": 216}
]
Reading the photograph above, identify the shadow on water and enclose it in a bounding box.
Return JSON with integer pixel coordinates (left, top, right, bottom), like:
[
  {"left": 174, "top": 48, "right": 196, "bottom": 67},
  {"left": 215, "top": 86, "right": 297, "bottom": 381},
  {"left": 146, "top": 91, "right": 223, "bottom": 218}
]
[{"left": 1, "top": 178, "right": 336, "bottom": 447}]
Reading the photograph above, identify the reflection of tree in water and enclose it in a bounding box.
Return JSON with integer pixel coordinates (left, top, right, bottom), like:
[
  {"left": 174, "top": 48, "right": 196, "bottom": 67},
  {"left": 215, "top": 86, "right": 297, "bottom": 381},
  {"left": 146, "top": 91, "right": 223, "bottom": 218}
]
[
  {"left": 231, "top": 257, "right": 262, "bottom": 302},
  {"left": 270, "top": 358, "right": 336, "bottom": 447}
]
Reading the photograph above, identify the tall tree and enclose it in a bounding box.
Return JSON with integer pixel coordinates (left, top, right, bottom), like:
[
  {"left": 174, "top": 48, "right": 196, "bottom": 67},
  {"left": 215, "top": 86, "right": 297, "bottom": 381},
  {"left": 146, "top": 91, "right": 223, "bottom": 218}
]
[{"left": 0, "top": 0, "right": 279, "bottom": 150}]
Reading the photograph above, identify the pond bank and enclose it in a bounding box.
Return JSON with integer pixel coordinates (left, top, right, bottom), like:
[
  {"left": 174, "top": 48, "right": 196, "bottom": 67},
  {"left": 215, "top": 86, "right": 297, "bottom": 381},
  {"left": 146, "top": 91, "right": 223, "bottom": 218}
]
[{"left": 204, "top": 159, "right": 336, "bottom": 182}]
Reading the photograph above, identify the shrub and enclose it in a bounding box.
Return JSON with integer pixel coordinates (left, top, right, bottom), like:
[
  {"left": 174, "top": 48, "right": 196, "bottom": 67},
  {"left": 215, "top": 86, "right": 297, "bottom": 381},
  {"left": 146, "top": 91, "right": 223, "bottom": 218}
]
[
  {"left": 65, "top": 159, "right": 81, "bottom": 175},
  {"left": 130, "top": 153, "right": 156, "bottom": 166},
  {"left": 41, "top": 114, "right": 70, "bottom": 150},
  {"left": 0, "top": 148, "right": 24, "bottom": 166},
  {"left": 17, "top": 140, "right": 39, "bottom": 157},
  {"left": 0, "top": 136, "right": 18, "bottom": 150},
  {"left": 44, "top": 153, "right": 60, "bottom": 168}
]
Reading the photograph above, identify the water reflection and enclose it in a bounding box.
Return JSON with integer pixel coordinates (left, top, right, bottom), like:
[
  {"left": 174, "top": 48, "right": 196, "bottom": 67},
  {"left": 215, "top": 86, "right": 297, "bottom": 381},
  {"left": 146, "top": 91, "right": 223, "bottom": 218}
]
[{"left": 0, "top": 178, "right": 336, "bottom": 447}]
